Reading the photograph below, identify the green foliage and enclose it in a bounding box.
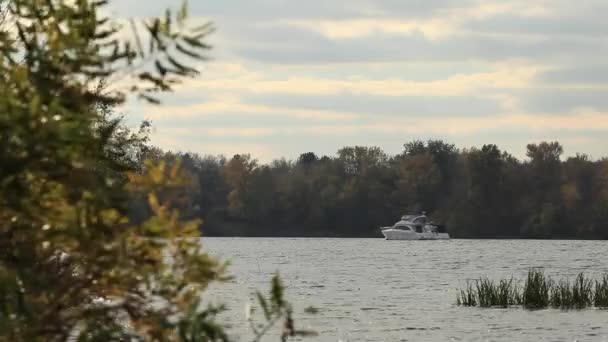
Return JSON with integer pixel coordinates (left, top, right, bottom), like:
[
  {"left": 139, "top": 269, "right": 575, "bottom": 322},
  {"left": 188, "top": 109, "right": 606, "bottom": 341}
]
[
  {"left": 248, "top": 274, "right": 318, "bottom": 342},
  {"left": 475, "top": 278, "right": 498, "bottom": 307},
  {"left": 142, "top": 140, "right": 608, "bottom": 239},
  {"left": 522, "top": 269, "right": 551, "bottom": 309},
  {"left": 571, "top": 273, "right": 593, "bottom": 308},
  {"left": 550, "top": 279, "right": 572, "bottom": 309},
  {"left": 593, "top": 275, "right": 608, "bottom": 307},
  {"left": 457, "top": 282, "right": 477, "bottom": 307},
  {"left": 457, "top": 277, "right": 519, "bottom": 308},
  {"left": 497, "top": 278, "right": 521, "bottom": 307},
  {"left": 457, "top": 270, "right": 608, "bottom": 310}
]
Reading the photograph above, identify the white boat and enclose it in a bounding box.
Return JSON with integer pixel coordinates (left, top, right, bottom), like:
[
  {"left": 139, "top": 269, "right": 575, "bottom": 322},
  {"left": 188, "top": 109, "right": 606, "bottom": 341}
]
[{"left": 381, "top": 213, "right": 449, "bottom": 240}]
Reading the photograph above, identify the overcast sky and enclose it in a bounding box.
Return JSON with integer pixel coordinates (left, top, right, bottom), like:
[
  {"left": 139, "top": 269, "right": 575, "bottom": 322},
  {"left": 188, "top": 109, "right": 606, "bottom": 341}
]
[{"left": 113, "top": 0, "right": 608, "bottom": 161}]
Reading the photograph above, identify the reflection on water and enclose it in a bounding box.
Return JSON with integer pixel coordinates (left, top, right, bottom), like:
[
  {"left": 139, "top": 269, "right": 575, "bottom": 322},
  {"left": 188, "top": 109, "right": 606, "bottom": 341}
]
[{"left": 202, "top": 238, "right": 608, "bottom": 342}]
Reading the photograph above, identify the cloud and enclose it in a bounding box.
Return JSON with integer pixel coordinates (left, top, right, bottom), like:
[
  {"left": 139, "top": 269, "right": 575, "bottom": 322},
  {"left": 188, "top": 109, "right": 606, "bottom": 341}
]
[
  {"left": 179, "top": 61, "right": 541, "bottom": 97},
  {"left": 269, "top": 1, "right": 554, "bottom": 41},
  {"left": 150, "top": 129, "right": 277, "bottom": 160},
  {"left": 272, "top": 18, "right": 456, "bottom": 40},
  {"left": 234, "top": 26, "right": 608, "bottom": 65},
  {"left": 110, "top": 0, "right": 608, "bottom": 161},
  {"left": 109, "top": 0, "right": 405, "bottom": 21},
  {"left": 142, "top": 107, "right": 608, "bottom": 161},
  {"left": 516, "top": 89, "right": 608, "bottom": 113},
  {"left": 535, "top": 65, "right": 608, "bottom": 85},
  {"left": 239, "top": 93, "right": 505, "bottom": 118},
  {"left": 150, "top": 108, "right": 608, "bottom": 138},
  {"left": 297, "top": 109, "right": 608, "bottom": 136},
  {"left": 141, "top": 98, "right": 358, "bottom": 122},
  {"left": 465, "top": 4, "right": 608, "bottom": 38}
]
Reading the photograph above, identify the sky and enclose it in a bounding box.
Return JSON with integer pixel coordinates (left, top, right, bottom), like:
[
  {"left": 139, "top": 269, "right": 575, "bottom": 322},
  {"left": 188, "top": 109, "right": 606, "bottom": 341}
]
[{"left": 113, "top": 0, "right": 608, "bottom": 162}]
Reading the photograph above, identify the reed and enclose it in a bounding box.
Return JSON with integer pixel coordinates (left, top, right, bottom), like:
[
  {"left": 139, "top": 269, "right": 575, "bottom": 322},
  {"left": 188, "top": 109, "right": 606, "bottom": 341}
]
[
  {"left": 457, "top": 282, "right": 477, "bottom": 306},
  {"left": 550, "top": 279, "right": 572, "bottom": 309},
  {"left": 497, "top": 278, "right": 521, "bottom": 307},
  {"left": 458, "top": 277, "right": 519, "bottom": 308},
  {"left": 457, "top": 270, "right": 608, "bottom": 310},
  {"left": 593, "top": 274, "right": 608, "bottom": 308},
  {"left": 476, "top": 278, "right": 496, "bottom": 307},
  {"left": 572, "top": 273, "right": 593, "bottom": 308},
  {"left": 522, "top": 269, "right": 551, "bottom": 309}
]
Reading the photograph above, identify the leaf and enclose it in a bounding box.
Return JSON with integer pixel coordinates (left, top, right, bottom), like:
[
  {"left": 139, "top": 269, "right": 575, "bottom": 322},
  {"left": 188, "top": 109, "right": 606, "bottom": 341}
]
[
  {"left": 176, "top": 43, "right": 203, "bottom": 59},
  {"left": 129, "top": 19, "right": 144, "bottom": 57},
  {"left": 192, "top": 22, "right": 215, "bottom": 34},
  {"left": 138, "top": 72, "right": 170, "bottom": 90},
  {"left": 154, "top": 61, "right": 168, "bottom": 76},
  {"left": 94, "top": 29, "right": 116, "bottom": 40},
  {"left": 177, "top": 0, "right": 189, "bottom": 28},
  {"left": 182, "top": 36, "right": 211, "bottom": 49},
  {"left": 139, "top": 93, "right": 161, "bottom": 104},
  {"left": 146, "top": 19, "right": 160, "bottom": 53},
  {"left": 271, "top": 274, "right": 285, "bottom": 310},
  {"left": 167, "top": 56, "right": 197, "bottom": 75},
  {"left": 98, "top": 117, "right": 121, "bottom": 143},
  {"left": 256, "top": 292, "right": 271, "bottom": 320},
  {"left": 148, "top": 193, "right": 161, "bottom": 213},
  {"left": 163, "top": 9, "right": 172, "bottom": 34}
]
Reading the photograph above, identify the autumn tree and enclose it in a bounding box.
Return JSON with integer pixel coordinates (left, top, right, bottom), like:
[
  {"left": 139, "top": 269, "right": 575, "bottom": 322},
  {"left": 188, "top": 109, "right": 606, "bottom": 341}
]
[{"left": 158, "top": 140, "right": 608, "bottom": 239}]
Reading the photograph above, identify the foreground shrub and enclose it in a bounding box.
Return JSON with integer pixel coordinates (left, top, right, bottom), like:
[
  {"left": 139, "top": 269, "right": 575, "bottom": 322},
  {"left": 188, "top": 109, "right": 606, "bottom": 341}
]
[{"left": 0, "top": 1, "right": 315, "bottom": 340}]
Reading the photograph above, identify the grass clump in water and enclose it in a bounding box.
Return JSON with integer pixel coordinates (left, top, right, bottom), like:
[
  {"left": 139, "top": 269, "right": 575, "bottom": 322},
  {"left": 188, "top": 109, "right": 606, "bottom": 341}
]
[
  {"left": 457, "top": 269, "right": 608, "bottom": 310},
  {"left": 457, "top": 282, "right": 477, "bottom": 307},
  {"left": 522, "top": 269, "right": 551, "bottom": 309},
  {"left": 572, "top": 273, "right": 593, "bottom": 308},
  {"left": 550, "top": 279, "right": 572, "bottom": 309},
  {"left": 457, "top": 277, "right": 519, "bottom": 308},
  {"left": 593, "top": 275, "right": 608, "bottom": 308},
  {"left": 476, "top": 278, "right": 496, "bottom": 307},
  {"left": 497, "top": 278, "right": 521, "bottom": 307}
]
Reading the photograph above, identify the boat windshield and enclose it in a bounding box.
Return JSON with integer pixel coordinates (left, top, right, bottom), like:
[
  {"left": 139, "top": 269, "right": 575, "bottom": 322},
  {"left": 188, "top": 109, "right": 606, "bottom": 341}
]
[
  {"left": 394, "top": 223, "right": 411, "bottom": 230},
  {"left": 413, "top": 216, "right": 427, "bottom": 224},
  {"left": 401, "top": 215, "right": 416, "bottom": 221}
]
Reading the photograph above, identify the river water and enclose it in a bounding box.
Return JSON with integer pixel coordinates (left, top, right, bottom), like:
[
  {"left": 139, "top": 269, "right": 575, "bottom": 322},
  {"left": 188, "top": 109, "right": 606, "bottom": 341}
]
[{"left": 202, "top": 238, "right": 608, "bottom": 341}]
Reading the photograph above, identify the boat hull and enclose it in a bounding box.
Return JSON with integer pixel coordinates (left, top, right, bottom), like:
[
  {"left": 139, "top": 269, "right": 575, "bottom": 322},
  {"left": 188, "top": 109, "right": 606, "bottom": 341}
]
[{"left": 381, "top": 229, "right": 450, "bottom": 240}]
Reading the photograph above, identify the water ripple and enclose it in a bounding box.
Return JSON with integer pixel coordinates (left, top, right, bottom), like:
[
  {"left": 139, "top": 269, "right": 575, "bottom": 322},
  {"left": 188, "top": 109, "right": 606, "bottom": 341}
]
[{"left": 203, "top": 238, "right": 608, "bottom": 342}]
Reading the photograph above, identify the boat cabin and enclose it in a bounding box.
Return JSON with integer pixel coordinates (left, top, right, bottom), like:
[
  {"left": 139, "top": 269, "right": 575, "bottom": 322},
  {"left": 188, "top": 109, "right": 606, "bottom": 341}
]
[
  {"left": 391, "top": 213, "right": 447, "bottom": 233},
  {"left": 394, "top": 214, "right": 429, "bottom": 233},
  {"left": 381, "top": 213, "right": 450, "bottom": 240}
]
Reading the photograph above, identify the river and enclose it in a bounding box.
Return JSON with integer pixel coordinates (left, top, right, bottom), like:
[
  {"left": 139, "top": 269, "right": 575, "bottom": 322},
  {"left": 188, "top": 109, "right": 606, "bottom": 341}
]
[{"left": 202, "top": 238, "right": 608, "bottom": 341}]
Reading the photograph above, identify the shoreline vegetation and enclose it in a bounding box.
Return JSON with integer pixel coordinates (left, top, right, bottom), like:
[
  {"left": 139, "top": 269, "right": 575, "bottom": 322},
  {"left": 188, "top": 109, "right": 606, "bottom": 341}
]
[
  {"left": 457, "top": 269, "right": 608, "bottom": 309},
  {"left": 136, "top": 141, "right": 608, "bottom": 240}
]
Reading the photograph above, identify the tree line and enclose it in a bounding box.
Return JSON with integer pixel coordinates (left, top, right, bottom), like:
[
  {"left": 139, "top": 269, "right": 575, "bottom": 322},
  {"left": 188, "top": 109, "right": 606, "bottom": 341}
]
[{"left": 133, "top": 141, "right": 608, "bottom": 239}]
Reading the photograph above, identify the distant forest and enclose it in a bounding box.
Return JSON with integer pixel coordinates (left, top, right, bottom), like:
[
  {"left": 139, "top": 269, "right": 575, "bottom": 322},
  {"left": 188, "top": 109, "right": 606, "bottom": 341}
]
[{"left": 129, "top": 140, "right": 608, "bottom": 239}]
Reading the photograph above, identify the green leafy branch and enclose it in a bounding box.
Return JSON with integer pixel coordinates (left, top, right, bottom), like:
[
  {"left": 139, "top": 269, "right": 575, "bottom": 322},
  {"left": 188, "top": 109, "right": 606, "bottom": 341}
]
[{"left": 248, "top": 274, "right": 317, "bottom": 342}]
